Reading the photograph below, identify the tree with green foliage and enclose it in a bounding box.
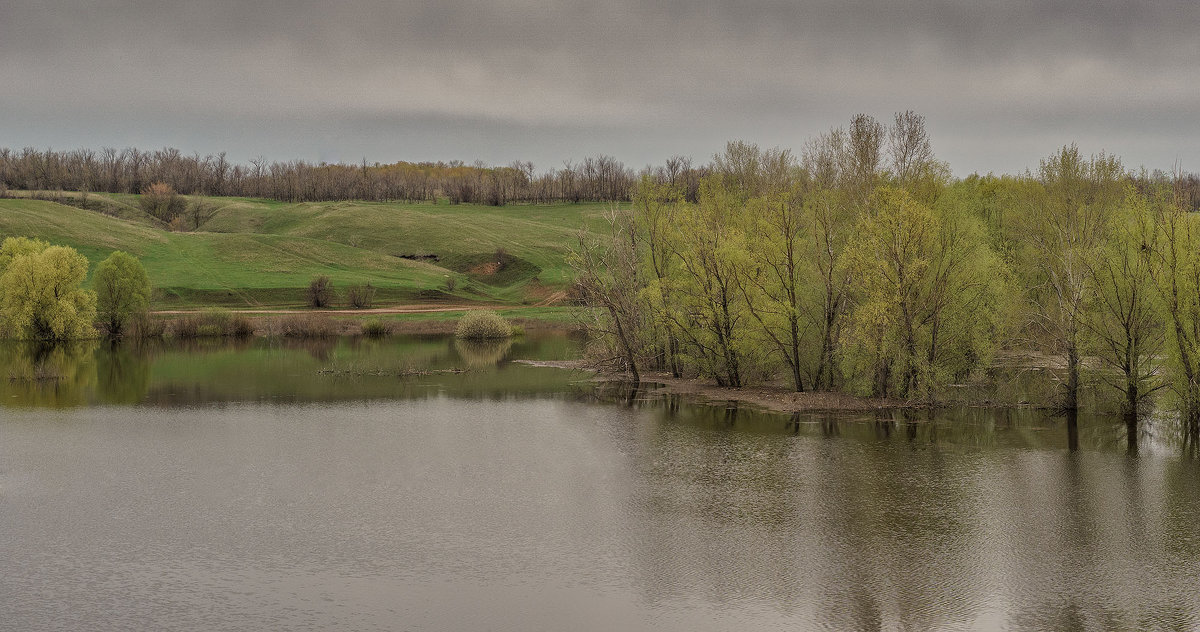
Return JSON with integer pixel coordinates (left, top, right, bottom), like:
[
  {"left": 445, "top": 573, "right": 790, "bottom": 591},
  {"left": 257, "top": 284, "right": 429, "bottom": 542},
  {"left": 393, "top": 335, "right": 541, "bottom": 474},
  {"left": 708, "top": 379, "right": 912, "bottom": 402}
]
[
  {"left": 0, "top": 237, "right": 96, "bottom": 340},
  {"left": 1079, "top": 185, "right": 1164, "bottom": 415},
  {"left": 631, "top": 175, "right": 683, "bottom": 377},
  {"left": 1018, "top": 146, "right": 1124, "bottom": 410},
  {"left": 734, "top": 169, "right": 810, "bottom": 391},
  {"left": 796, "top": 186, "right": 853, "bottom": 390},
  {"left": 1147, "top": 184, "right": 1200, "bottom": 428},
  {"left": 666, "top": 176, "right": 755, "bottom": 387},
  {"left": 93, "top": 251, "right": 151, "bottom": 337},
  {"left": 840, "top": 187, "right": 1008, "bottom": 399}
]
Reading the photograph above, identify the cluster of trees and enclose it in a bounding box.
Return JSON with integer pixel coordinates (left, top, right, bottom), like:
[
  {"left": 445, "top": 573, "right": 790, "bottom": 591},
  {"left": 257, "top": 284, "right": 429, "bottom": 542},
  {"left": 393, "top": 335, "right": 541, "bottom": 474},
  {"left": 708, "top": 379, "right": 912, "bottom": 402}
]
[
  {"left": 0, "top": 147, "right": 645, "bottom": 205},
  {"left": 575, "top": 112, "right": 1200, "bottom": 428},
  {"left": 0, "top": 238, "right": 150, "bottom": 341}
]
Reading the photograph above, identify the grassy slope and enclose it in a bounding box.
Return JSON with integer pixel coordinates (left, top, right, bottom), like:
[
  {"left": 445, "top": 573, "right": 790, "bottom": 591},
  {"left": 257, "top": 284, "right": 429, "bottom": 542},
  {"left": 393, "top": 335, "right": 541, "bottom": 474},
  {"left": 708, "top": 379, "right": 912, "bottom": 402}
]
[
  {"left": 201, "top": 197, "right": 609, "bottom": 299},
  {"left": 0, "top": 195, "right": 606, "bottom": 309}
]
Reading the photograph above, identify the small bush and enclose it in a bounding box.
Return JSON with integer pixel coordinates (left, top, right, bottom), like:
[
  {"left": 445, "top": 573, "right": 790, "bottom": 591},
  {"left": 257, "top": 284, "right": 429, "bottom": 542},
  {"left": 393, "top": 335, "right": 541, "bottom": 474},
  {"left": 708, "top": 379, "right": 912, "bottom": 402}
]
[
  {"left": 444, "top": 276, "right": 457, "bottom": 292},
  {"left": 200, "top": 308, "right": 230, "bottom": 329},
  {"left": 163, "top": 309, "right": 255, "bottom": 338},
  {"left": 128, "top": 316, "right": 166, "bottom": 339},
  {"left": 140, "top": 182, "right": 186, "bottom": 223},
  {"left": 494, "top": 247, "right": 511, "bottom": 270},
  {"left": 196, "top": 323, "right": 223, "bottom": 337},
  {"left": 455, "top": 309, "right": 513, "bottom": 340},
  {"left": 275, "top": 313, "right": 340, "bottom": 338},
  {"left": 346, "top": 282, "right": 376, "bottom": 309},
  {"left": 166, "top": 316, "right": 200, "bottom": 339},
  {"left": 228, "top": 315, "right": 256, "bottom": 338},
  {"left": 306, "top": 276, "right": 334, "bottom": 308},
  {"left": 360, "top": 319, "right": 391, "bottom": 338}
]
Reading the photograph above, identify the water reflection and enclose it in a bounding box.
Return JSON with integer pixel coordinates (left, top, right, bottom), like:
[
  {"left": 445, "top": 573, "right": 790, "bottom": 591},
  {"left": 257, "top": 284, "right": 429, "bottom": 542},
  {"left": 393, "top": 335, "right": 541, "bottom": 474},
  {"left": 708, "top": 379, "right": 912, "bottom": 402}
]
[
  {"left": 599, "top": 400, "right": 1200, "bottom": 631},
  {"left": 4, "top": 334, "right": 1200, "bottom": 460},
  {"left": 0, "top": 341, "right": 100, "bottom": 408},
  {"left": 2, "top": 348, "right": 1200, "bottom": 629},
  {"left": 95, "top": 340, "right": 152, "bottom": 405},
  {"left": 589, "top": 384, "right": 1200, "bottom": 461},
  {"left": 453, "top": 337, "right": 514, "bottom": 367},
  {"left": 0, "top": 332, "right": 589, "bottom": 409}
]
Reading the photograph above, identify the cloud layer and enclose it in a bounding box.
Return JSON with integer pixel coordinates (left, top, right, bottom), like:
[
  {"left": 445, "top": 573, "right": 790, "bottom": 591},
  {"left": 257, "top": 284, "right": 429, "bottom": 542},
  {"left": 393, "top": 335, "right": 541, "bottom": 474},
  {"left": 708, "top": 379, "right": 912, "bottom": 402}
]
[{"left": 3, "top": 0, "right": 1198, "bottom": 173}]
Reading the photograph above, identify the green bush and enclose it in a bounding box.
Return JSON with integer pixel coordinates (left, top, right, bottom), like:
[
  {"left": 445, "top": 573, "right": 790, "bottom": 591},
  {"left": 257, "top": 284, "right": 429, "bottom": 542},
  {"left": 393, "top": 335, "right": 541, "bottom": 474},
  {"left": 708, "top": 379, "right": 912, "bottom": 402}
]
[
  {"left": 360, "top": 319, "right": 391, "bottom": 338},
  {"left": 455, "top": 309, "right": 513, "bottom": 339}
]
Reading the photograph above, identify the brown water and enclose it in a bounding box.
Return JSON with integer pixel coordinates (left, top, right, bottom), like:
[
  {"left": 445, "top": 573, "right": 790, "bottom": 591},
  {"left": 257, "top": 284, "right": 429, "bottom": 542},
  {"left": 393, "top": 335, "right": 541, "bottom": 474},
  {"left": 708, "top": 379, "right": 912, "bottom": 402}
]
[{"left": 1, "top": 336, "right": 1198, "bottom": 631}]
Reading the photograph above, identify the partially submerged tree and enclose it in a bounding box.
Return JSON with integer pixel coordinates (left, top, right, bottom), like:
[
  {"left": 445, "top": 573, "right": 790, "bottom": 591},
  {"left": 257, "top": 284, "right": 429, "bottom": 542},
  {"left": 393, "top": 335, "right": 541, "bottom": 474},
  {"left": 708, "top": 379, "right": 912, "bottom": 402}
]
[
  {"left": 1147, "top": 182, "right": 1200, "bottom": 428},
  {"left": 1082, "top": 186, "right": 1164, "bottom": 415},
  {"left": 1019, "top": 146, "right": 1124, "bottom": 410},
  {"left": 631, "top": 175, "right": 683, "bottom": 377}
]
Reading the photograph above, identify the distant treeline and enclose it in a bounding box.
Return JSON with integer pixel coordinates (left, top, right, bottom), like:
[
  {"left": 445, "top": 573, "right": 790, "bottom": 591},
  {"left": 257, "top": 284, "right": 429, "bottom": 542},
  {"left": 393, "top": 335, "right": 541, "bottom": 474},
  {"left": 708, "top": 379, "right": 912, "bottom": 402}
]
[
  {"left": 3, "top": 141, "right": 1200, "bottom": 210},
  {"left": 0, "top": 147, "right": 698, "bottom": 205}
]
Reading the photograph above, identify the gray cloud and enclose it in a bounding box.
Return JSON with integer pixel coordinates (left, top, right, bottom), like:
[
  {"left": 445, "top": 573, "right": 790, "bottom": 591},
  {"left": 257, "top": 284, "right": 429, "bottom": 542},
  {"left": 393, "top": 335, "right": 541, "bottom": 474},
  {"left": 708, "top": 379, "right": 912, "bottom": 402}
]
[{"left": 2, "top": 0, "right": 1199, "bottom": 173}]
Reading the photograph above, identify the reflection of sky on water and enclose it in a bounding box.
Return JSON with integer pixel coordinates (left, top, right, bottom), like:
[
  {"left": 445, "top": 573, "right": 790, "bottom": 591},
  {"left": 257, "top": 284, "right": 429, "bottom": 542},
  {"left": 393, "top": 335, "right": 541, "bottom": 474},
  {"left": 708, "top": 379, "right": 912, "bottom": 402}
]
[{"left": 2, "top": 397, "right": 1198, "bottom": 631}]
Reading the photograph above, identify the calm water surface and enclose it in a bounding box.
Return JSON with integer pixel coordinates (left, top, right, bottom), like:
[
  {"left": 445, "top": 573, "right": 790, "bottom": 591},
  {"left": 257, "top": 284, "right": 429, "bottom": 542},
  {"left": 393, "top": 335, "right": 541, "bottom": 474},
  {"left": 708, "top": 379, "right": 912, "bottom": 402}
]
[{"left": 1, "top": 335, "right": 1199, "bottom": 631}]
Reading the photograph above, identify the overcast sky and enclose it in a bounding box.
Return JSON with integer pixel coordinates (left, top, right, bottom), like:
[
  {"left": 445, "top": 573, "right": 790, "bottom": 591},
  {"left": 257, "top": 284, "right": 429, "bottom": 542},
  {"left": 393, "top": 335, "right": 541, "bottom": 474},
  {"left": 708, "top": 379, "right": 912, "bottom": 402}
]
[{"left": 2, "top": 0, "right": 1198, "bottom": 175}]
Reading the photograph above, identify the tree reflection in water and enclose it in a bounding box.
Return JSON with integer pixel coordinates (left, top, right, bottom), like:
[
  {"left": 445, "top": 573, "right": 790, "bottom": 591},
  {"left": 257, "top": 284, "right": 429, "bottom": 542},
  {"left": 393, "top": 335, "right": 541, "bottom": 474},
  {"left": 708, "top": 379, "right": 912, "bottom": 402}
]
[{"left": 0, "top": 341, "right": 99, "bottom": 408}]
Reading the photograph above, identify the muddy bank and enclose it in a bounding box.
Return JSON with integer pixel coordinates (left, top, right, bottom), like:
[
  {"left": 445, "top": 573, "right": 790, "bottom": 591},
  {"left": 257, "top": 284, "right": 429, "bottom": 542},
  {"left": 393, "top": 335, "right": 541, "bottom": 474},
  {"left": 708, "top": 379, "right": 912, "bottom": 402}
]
[{"left": 516, "top": 361, "right": 913, "bottom": 413}]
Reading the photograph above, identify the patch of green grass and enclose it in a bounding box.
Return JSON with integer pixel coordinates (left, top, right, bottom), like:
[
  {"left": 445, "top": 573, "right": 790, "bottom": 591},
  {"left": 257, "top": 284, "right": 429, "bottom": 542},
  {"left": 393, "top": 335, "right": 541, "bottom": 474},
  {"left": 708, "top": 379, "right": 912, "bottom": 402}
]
[{"left": 0, "top": 195, "right": 603, "bottom": 309}]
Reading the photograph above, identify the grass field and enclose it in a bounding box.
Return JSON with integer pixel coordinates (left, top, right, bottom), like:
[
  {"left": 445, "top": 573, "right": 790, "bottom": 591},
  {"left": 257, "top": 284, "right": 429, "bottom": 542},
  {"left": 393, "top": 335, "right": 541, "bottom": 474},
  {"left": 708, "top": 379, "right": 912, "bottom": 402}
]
[{"left": 0, "top": 193, "right": 610, "bottom": 312}]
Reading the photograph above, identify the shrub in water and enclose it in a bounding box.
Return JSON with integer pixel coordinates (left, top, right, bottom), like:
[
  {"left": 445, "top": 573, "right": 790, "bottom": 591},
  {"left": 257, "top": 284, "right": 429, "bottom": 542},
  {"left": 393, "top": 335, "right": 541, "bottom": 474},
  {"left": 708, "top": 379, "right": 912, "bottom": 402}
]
[{"left": 455, "top": 309, "right": 512, "bottom": 340}]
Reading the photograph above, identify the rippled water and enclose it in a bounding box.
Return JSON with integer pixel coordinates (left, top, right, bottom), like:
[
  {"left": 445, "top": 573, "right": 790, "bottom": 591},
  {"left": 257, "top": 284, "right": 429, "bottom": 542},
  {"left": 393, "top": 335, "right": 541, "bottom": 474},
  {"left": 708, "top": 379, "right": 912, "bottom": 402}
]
[{"left": 1, "top": 336, "right": 1198, "bottom": 631}]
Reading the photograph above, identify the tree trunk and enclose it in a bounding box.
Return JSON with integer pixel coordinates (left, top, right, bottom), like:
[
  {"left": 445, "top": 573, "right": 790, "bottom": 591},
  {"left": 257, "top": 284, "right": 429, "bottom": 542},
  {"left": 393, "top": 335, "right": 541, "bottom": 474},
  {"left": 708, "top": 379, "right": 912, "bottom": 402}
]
[
  {"left": 1064, "top": 343, "right": 1080, "bottom": 411},
  {"left": 789, "top": 313, "right": 804, "bottom": 392},
  {"left": 608, "top": 306, "right": 639, "bottom": 383}
]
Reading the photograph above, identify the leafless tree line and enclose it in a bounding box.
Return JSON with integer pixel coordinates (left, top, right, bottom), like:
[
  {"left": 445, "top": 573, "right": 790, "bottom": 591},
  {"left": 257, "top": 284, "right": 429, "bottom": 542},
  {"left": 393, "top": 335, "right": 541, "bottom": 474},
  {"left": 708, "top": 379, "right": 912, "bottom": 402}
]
[
  {"left": 4, "top": 142, "right": 1196, "bottom": 211},
  {"left": 0, "top": 147, "right": 661, "bottom": 205}
]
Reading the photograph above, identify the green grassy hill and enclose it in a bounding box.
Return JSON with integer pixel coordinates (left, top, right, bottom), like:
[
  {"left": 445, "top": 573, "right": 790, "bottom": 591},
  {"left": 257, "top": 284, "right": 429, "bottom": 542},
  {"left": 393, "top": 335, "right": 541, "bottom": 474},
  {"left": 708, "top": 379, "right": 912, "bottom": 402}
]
[{"left": 0, "top": 194, "right": 609, "bottom": 308}]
